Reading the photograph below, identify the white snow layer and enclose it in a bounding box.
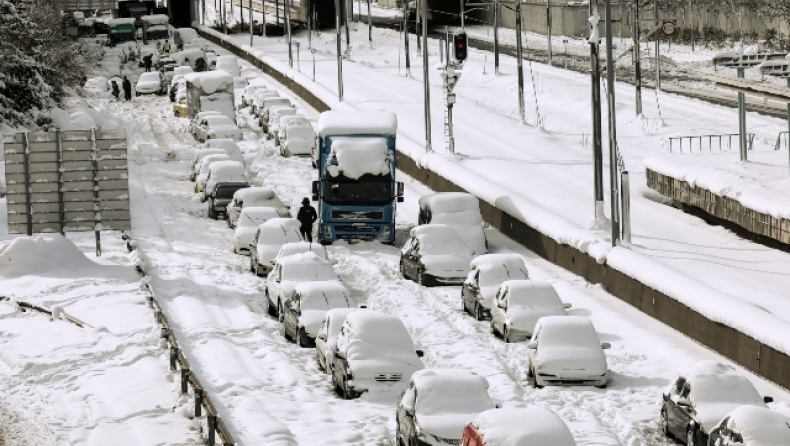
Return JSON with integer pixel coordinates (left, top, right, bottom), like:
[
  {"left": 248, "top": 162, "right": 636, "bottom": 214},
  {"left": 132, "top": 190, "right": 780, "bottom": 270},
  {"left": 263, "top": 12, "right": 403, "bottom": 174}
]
[
  {"left": 328, "top": 138, "right": 391, "bottom": 179},
  {"left": 183, "top": 71, "right": 234, "bottom": 94},
  {"left": 318, "top": 110, "right": 397, "bottom": 136}
]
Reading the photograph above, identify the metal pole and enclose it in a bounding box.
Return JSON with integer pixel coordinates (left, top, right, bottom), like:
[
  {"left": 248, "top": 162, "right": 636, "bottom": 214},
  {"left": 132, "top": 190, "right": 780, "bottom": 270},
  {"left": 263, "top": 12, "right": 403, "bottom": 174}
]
[
  {"left": 590, "top": 0, "right": 604, "bottom": 221},
  {"left": 286, "top": 0, "right": 293, "bottom": 67},
  {"left": 634, "top": 0, "right": 642, "bottom": 115},
  {"left": 202, "top": 0, "right": 206, "bottom": 25},
  {"left": 22, "top": 132, "right": 32, "bottom": 236},
  {"left": 367, "top": 0, "right": 372, "bottom": 43},
  {"left": 460, "top": 0, "right": 464, "bottom": 28},
  {"left": 222, "top": 0, "right": 227, "bottom": 34},
  {"left": 335, "top": 0, "right": 344, "bottom": 100},
  {"left": 494, "top": 1, "right": 499, "bottom": 74},
  {"left": 737, "top": 67, "right": 747, "bottom": 161},
  {"left": 345, "top": 0, "right": 351, "bottom": 53},
  {"left": 296, "top": 42, "right": 300, "bottom": 71},
  {"left": 787, "top": 78, "right": 790, "bottom": 174},
  {"left": 605, "top": 0, "right": 620, "bottom": 246},
  {"left": 515, "top": 0, "right": 525, "bottom": 123},
  {"left": 422, "top": 0, "right": 432, "bottom": 152},
  {"left": 404, "top": 3, "right": 411, "bottom": 74},
  {"left": 546, "top": 0, "right": 552, "bottom": 66},
  {"left": 249, "top": 0, "right": 253, "bottom": 46},
  {"left": 656, "top": 0, "right": 661, "bottom": 90},
  {"left": 276, "top": 0, "right": 280, "bottom": 26},
  {"left": 239, "top": 0, "right": 243, "bottom": 30},
  {"left": 312, "top": 49, "right": 316, "bottom": 81},
  {"left": 620, "top": 171, "right": 631, "bottom": 244},
  {"left": 308, "top": 4, "right": 312, "bottom": 48}
]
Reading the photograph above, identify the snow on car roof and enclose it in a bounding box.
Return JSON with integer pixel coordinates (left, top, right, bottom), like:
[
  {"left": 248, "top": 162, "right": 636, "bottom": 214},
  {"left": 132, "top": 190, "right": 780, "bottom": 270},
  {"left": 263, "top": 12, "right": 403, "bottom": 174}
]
[
  {"left": 183, "top": 71, "right": 233, "bottom": 94},
  {"left": 174, "top": 66, "right": 193, "bottom": 76},
  {"left": 412, "top": 369, "right": 493, "bottom": 416},
  {"left": 233, "top": 186, "right": 275, "bottom": 201},
  {"left": 294, "top": 281, "right": 350, "bottom": 301},
  {"left": 261, "top": 217, "right": 301, "bottom": 231},
  {"left": 208, "top": 160, "right": 245, "bottom": 175},
  {"left": 318, "top": 110, "right": 397, "bottom": 137},
  {"left": 684, "top": 361, "right": 765, "bottom": 407},
  {"left": 472, "top": 407, "right": 577, "bottom": 446},
  {"left": 277, "top": 251, "right": 331, "bottom": 267},
  {"left": 411, "top": 225, "right": 467, "bottom": 249},
  {"left": 471, "top": 253, "right": 527, "bottom": 271},
  {"left": 195, "top": 148, "right": 226, "bottom": 160},
  {"left": 724, "top": 406, "right": 790, "bottom": 445},
  {"left": 419, "top": 192, "right": 480, "bottom": 214},
  {"left": 206, "top": 138, "right": 240, "bottom": 151},
  {"left": 341, "top": 311, "right": 415, "bottom": 350},
  {"left": 198, "top": 154, "right": 230, "bottom": 171},
  {"left": 278, "top": 242, "right": 327, "bottom": 259},
  {"left": 327, "top": 138, "right": 390, "bottom": 180},
  {"left": 501, "top": 280, "right": 561, "bottom": 307},
  {"left": 535, "top": 316, "right": 601, "bottom": 350},
  {"left": 431, "top": 210, "right": 483, "bottom": 226}
]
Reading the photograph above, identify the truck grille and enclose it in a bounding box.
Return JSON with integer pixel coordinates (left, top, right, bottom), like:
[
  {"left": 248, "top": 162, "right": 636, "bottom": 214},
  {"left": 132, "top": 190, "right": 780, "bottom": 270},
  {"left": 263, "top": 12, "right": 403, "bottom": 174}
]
[
  {"left": 331, "top": 210, "right": 384, "bottom": 220},
  {"left": 374, "top": 373, "right": 402, "bottom": 382},
  {"left": 335, "top": 225, "right": 378, "bottom": 233}
]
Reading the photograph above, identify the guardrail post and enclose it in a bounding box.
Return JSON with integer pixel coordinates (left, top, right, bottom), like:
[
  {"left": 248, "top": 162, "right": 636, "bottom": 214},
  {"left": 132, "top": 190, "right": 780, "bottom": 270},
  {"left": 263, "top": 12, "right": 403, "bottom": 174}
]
[
  {"left": 195, "top": 388, "right": 203, "bottom": 417},
  {"left": 160, "top": 326, "right": 168, "bottom": 339},
  {"left": 181, "top": 368, "right": 190, "bottom": 395},
  {"left": 170, "top": 346, "right": 178, "bottom": 371},
  {"left": 207, "top": 415, "right": 216, "bottom": 446},
  {"left": 620, "top": 171, "right": 631, "bottom": 244}
]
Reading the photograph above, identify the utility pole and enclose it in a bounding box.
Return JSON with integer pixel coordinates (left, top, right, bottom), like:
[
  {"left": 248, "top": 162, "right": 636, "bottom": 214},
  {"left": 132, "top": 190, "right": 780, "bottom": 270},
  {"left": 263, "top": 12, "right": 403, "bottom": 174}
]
[
  {"left": 546, "top": 0, "right": 552, "bottom": 66},
  {"left": 403, "top": 2, "right": 411, "bottom": 75},
  {"left": 605, "top": 0, "right": 620, "bottom": 246},
  {"left": 589, "top": 0, "right": 604, "bottom": 222},
  {"left": 249, "top": 0, "right": 252, "bottom": 46},
  {"left": 737, "top": 68, "right": 747, "bottom": 161},
  {"left": 345, "top": 0, "right": 351, "bottom": 54},
  {"left": 239, "top": 0, "right": 243, "bottom": 31},
  {"left": 335, "top": 0, "right": 344, "bottom": 101},
  {"left": 287, "top": 0, "right": 293, "bottom": 67},
  {"left": 633, "top": 0, "right": 642, "bottom": 115},
  {"left": 515, "top": 0, "right": 525, "bottom": 123},
  {"left": 460, "top": 0, "right": 465, "bottom": 28},
  {"left": 367, "top": 0, "right": 372, "bottom": 44},
  {"left": 202, "top": 0, "right": 206, "bottom": 25},
  {"left": 655, "top": 0, "right": 661, "bottom": 90},
  {"left": 422, "top": 0, "right": 432, "bottom": 152},
  {"left": 494, "top": 0, "right": 500, "bottom": 74},
  {"left": 222, "top": 0, "right": 227, "bottom": 34}
]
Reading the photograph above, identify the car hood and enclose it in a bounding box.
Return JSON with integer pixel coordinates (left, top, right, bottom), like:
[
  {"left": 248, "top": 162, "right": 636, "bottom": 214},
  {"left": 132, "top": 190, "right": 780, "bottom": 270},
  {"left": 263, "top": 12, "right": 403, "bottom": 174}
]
[
  {"left": 234, "top": 227, "right": 256, "bottom": 244},
  {"left": 535, "top": 347, "right": 607, "bottom": 376},
  {"left": 508, "top": 307, "right": 566, "bottom": 332},
  {"left": 417, "top": 413, "right": 476, "bottom": 442},
  {"left": 299, "top": 310, "right": 331, "bottom": 336},
  {"left": 421, "top": 254, "right": 470, "bottom": 278}
]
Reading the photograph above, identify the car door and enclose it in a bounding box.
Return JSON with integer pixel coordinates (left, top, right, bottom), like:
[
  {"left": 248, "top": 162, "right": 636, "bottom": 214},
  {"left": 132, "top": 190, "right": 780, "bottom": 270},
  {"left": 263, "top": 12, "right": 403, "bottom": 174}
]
[
  {"left": 397, "top": 385, "right": 417, "bottom": 443},
  {"left": 229, "top": 198, "right": 242, "bottom": 226},
  {"left": 315, "top": 317, "right": 330, "bottom": 369},
  {"left": 462, "top": 269, "right": 480, "bottom": 309},
  {"left": 401, "top": 238, "right": 416, "bottom": 278},
  {"left": 250, "top": 230, "right": 259, "bottom": 264},
  {"left": 492, "top": 289, "right": 508, "bottom": 333},
  {"left": 668, "top": 378, "right": 693, "bottom": 439},
  {"left": 284, "top": 292, "right": 300, "bottom": 339},
  {"left": 266, "top": 264, "right": 281, "bottom": 306}
]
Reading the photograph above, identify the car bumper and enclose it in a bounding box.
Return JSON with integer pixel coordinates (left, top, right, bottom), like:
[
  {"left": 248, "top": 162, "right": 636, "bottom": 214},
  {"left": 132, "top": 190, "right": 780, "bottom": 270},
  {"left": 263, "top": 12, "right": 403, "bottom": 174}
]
[{"left": 536, "top": 373, "right": 607, "bottom": 387}]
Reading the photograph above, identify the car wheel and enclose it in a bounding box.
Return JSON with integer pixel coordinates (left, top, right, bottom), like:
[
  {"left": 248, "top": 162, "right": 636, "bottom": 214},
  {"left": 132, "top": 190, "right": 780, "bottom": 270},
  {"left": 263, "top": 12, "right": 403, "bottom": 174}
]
[
  {"left": 277, "top": 302, "right": 284, "bottom": 323},
  {"left": 490, "top": 320, "right": 497, "bottom": 334},
  {"left": 342, "top": 375, "right": 354, "bottom": 399},
  {"left": 530, "top": 366, "right": 543, "bottom": 388},
  {"left": 417, "top": 269, "right": 427, "bottom": 286},
  {"left": 660, "top": 409, "right": 671, "bottom": 438},
  {"left": 311, "top": 159, "right": 316, "bottom": 168},
  {"left": 399, "top": 261, "right": 406, "bottom": 278},
  {"left": 475, "top": 303, "right": 485, "bottom": 321},
  {"left": 249, "top": 257, "right": 255, "bottom": 273},
  {"left": 503, "top": 326, "right": 511, "bottom": 343},
  {"left": 686, "top": 427, "right": 696, "bottom": 446},
  {"left": 255, "top": 262, "right": 264, "bottom": 277},
  {"left": 316, "top": 351, "right": 325, "bottom": 372},
  {"left": 297, "top": 328, "right": 309, "bottom": 348},
  {"left": 208, "top": 207, "right": 216, "bottom": 220}
]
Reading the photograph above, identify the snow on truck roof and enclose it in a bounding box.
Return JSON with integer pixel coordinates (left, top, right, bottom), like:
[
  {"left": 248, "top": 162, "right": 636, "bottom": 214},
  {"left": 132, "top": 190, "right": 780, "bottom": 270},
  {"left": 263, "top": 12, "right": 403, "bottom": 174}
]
[
  {"left": 108, "top": 18, "right": 136, "bottom": 26},
  {"left": 327, "top": 138, "right": 390, "bottom": 180},
  {"left": 184, "top": 71, "right": 233, "bottom": 94},
  {"left": 318, "top": 111, "right": 397, "bottom": 137},
  {"left": 419, "top": 192, "right": 480, "bottom": 214},
  {"left": 472, "top": 407, "right": 577, "bottom": 446},
  {"left": 141, "top": 14, "right": 170, "bottom": 24}
]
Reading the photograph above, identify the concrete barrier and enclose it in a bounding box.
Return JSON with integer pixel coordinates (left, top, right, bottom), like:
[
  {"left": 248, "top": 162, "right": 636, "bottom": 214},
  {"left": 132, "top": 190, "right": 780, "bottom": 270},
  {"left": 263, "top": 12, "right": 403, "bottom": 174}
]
[{"left": 196, "top": 26, "right": 790, "bottom": 391}]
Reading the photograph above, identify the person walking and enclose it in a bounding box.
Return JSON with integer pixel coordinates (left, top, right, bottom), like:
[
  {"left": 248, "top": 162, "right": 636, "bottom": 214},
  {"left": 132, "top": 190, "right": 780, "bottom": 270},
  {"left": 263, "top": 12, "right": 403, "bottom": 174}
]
[
  {"left": 143, "top": 54, "right": 152, "bottom": 72},
  {"left": 122, "top": 76, "right": 132, "bottom": 101},
  {"left": 297, "top": 197, "right": 318, "bottom": 242},
  {"left": 162, "top": 39, "right": 171, "bottom": 54},
  {"left": 111, "top": 80, "right": 120, "bottom": 101}
]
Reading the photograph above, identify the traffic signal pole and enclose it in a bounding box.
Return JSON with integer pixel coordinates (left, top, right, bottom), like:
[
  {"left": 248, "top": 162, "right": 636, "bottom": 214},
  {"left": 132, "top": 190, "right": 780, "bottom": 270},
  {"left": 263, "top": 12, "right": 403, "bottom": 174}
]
[
  {"left": 422, "top": 0, "right": 432, "bottom": 152},
  {"left": 589, "top": 0, "right": 604, "bottom": 222},
  {"left": 605, "top": 0, "right": 620, "bottom": 246}
]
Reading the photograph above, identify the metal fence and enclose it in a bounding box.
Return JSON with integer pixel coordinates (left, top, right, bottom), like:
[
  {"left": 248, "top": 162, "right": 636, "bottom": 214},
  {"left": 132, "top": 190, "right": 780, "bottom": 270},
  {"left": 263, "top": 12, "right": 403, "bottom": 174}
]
[{"left": 667, "top": 133, "right": 755, "bottom": 153}]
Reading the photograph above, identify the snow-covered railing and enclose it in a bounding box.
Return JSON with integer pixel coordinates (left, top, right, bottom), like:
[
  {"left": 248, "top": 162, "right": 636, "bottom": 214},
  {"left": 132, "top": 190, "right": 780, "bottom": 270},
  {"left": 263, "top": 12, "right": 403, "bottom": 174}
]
[
  {"left": 0, "top": 296, "right": 92, "bottom": 328},
  {"left": 123, "top": 232, "right": 239, "bottom": 446}
]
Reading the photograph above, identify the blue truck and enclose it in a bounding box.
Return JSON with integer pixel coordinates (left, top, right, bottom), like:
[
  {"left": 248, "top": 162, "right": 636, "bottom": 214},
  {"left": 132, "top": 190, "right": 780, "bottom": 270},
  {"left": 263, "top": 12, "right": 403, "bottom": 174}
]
[{"left": 312, "top": 111, "right": 404, "bottom": 245}]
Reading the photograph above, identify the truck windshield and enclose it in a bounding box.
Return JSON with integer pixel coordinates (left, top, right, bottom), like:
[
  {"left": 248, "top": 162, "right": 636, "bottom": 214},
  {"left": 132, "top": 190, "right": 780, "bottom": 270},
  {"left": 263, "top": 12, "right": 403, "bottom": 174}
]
[
  {"left": 215, "top": 185, "right": 247, "bottom": 199},
  {"left": 323, "top": 174, "right": 392, "bottom": 205}
]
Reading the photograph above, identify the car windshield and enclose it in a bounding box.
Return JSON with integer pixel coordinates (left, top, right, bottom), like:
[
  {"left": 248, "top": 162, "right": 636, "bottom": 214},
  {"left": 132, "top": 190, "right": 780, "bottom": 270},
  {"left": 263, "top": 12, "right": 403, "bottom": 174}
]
[
  {"left": 419, "top": 235, "right": 468, "bottom": 256},
  {"left": 691, "top": 375, "right": 763, "bottom": 406},
  {"left": 238, "top": 210, "right": 277, "bottom": 228},
  {"left": 215, "top": 185, "right": 247, "bottom": 199},
  {"left": 509, "top": 288, "right": 560, "bottom": 308},
  {"left": 479, "top": 266, "right": 528, "bottom": 287},
  {"left": 282, "top": 264, "right": 338, "bottom": 282},
  {"left": 323, "top": 174, "right": 392, "bottom": 205},
  {"left": 301, "top": 290, "right": 352, "bottom": 311}
]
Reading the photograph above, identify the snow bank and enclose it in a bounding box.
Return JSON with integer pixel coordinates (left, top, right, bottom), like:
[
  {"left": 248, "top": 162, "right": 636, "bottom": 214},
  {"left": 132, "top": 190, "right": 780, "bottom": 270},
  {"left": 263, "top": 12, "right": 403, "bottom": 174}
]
[
  {"left": 318, "top": 110, "right": 397, "bottom": 136},
  {"left": 723, "top": 406, "right": 790, "bottom": 444},
  {"left": 420, "top": 192, "right": 480, "bottom": 214},
  {"left": 472, "top": 407, "right": 576, "bottom": 446},
  {"left": 327, "top": 138, "right": 390, "bottom": 179},
  {"left": 0, "top": 234, "right": 100, "bottom": 278},
  {"left": 184, "top": 71, "right": 233, "bottom": 94}
]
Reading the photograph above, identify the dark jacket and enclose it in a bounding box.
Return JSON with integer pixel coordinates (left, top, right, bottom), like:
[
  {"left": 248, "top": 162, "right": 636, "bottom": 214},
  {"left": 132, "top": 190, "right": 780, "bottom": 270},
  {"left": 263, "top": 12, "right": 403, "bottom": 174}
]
[
  {"left": 122, "top": 78, "right": 132, "bottom": 93},
  {"left": 297, "top": 204, "right": 317, "bottom": 228}
]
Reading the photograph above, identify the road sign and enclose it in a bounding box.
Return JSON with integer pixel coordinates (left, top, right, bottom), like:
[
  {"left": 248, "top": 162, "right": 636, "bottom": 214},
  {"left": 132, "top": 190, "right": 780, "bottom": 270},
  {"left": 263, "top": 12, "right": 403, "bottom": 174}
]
[{"left": 661, "top": 20, "right": 677, "bottom": 37}]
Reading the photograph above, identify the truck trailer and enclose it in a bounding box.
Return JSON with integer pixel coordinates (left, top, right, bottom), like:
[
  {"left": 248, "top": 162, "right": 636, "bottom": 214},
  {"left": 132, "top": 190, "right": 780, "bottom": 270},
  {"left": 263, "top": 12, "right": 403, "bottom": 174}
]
[{"left": 183, "top": 71, "right": 235, "bottom": 122}]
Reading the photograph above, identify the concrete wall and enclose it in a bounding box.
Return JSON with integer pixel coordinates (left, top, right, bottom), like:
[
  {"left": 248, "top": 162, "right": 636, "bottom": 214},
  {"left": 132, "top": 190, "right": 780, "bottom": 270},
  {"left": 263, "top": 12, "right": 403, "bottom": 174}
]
[{"left": 195, "top": 26, "right": 790, "bottom": 392}]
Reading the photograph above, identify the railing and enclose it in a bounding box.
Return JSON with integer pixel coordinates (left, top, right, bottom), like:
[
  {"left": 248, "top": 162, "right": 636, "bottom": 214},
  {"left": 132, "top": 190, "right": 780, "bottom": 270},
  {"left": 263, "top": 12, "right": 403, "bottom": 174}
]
[
  {"left": 667, "top": 133, "right": 754, "bottom": 153},
  {"left": 775, "top": 131, "right": 788, "bottom": 151},
  {"left": 0, "top": 296, "right": 92, "bottom": 328},
  {"left": 123, "top": 232, "right": 238, "bottom": 446}
]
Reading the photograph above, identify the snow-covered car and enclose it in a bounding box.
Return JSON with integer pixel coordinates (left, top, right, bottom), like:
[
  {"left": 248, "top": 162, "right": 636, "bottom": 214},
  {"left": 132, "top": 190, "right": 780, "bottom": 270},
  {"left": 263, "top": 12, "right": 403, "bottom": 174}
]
[
  {"left": 137, "top": 45, "right": 160, "bottom": 68},
  {"left": 206, "top": 181, "right": 249, "bottom": 220},
  {"left": 215, "top": 55, "right": 240, "bottom": 77},
  {"left": 205, "top": 138, "right": 245, "bottom": 167},
  {"left": 226, "top": 186, "right": 288, "bottom": 229},
  {"left": 168, "top": 66, "right": 193, "bottom": 101},
  {"left": 396, "top": 369, "right": 495, "bottom": 446},
  {"left": 190, "top": 148, "right": 227, "bottom": 181},
  {"left": 205, "top": 50, "right": 217, "bottom": 69},
  {"left": 266, "top": 106, "right": 297, "bottom": 138},
  {"left": 194, "top": 115, "right": 242, "bottom": 142},
  {"left": 159, "top": 63, "right": 177, "bottom": 85},
  {"left": 201, "top": 160, "right": 247, "bottom": 202},
  {"left": 249, "top": 218, "right": 303, "bottom": 277},
  {"left": 135, "top": 72, "right": 164, "bottom": 96},
  {"left": 331, "top": 310, "right": 424, "bottom": 399},
  {"left": 282, "top": 282, "right": 356, "bottom": 347},
  {"left": 240, "top": 83, "right": 269, "bottom": 108},
  {"left": 233, "top": 207, "right": 281, "bottom": 254},
  {"left": 274, "top": 242, "right": 334, "bottom": 266},
  {"left": 250, "top": 90, "right": 282, "bottom": 116},
  {"left": 257, "top": 98, "right": 292, "bottom": 127},
  {"left": 400, "top": 225, "right": 473, "bottom": 286},
  {"left": 461, "top": 407, "right": 577, "bottom": 446},
  {"left": 660, "top": 360, "right": 773, "bottom": 446},
  {"left": 194, "top": 153, "right": 230, "bottom": 193},
  {"left": 462, "top": 253, "right": 530, "bottom": 320},
  {"left": 264, "top": 252, "right": 340, "bottom": 319},
  {"left": 277, "top": 117, "right": 315, "bottom": 157},
  {"left": 189, "top": 110, "right": 222, "bottom": 136},
  {"left": 274, "top": 115, "right": 307, "bottom": 146},
  {"left": 418, "top": 192, "right": 487, "bottom": 256},
  {"left": 315, "top": 308, "right": 360, "bottom": 374},
  {"left": 707, "top": 406, "right": 790, "bottom": 446},
  {"left": 526, "top": 316, "right": 610, "bottom": 388},
  {"left": 490, "top": 280, "right": 570, "bottom": 343}
]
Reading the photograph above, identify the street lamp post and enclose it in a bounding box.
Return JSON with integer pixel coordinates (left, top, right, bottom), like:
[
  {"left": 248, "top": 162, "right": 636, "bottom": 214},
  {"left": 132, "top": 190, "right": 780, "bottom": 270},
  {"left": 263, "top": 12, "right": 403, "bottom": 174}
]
[
  {"left": 515, "top": 0, "right": 525, "bottom": 123},
  {"left": 589, "top": 0, "right": 604, "bottom": 222},
  {"left": 422, "top": 0, "right": 432, "bottom": 152},
  {"left": 287, "top": 0, "right": 293, "bottom": 68},
  {"left": 334, "top": 0, "right": 344, "bottom": 101},
  {"left": 604, "top": 0, "right": 620, "bottom": 246}
]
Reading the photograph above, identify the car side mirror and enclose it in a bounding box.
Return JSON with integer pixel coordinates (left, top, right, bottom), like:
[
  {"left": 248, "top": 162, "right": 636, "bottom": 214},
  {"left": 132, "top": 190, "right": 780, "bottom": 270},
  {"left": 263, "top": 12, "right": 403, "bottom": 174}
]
[
  {"left": 415, "top": 349, "right": 424, "bottom": 358},
  {"left": 526, "top": 341, "right": 537, "bottom": 349},
  {"left": 563, "top": 303, "right": 572, "bottom": 309},
  {"left": 494, "top": 403, "right": 502, "bottom": 409},
  {"left": 763, "top": 396, "right": 774, "bottom": 403},
  {"left": 601, "top": 342, "right": 611, "bottom": 350}
]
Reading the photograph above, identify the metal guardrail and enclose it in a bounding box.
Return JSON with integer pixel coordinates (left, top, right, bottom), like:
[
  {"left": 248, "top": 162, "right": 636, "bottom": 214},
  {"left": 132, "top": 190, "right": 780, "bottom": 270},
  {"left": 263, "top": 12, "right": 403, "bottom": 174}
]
[
  {"left": 775, "top": 131, "right": 788, "bottom": 151},
  {"left": 0, "top": 296, "right": 93, "bottom": 328},
  {"left": 667, "top": 133, "right": 754, "bottom": 153},
  {"left": 122, "top": 232, "right": 238, "bottom": 446}
]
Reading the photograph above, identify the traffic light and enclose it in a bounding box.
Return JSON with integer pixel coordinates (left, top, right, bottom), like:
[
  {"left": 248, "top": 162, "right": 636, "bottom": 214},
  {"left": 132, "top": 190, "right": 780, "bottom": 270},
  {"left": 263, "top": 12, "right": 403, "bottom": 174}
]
[{"left": 453, "top": 32, "right": 468, "bottom": 62}]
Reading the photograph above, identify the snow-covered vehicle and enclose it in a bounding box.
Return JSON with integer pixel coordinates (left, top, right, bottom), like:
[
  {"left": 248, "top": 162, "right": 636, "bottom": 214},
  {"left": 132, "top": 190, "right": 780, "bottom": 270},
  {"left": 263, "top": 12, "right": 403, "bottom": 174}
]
[
  {"left": 226, "top": 186, "right": 288, "bottom": 229},
  {"left": 249, "top": 218, "right": 303, "bottom": 277},
  {"left": 265, "top": 106, "right": 297, "bottom": 138},
  {"left": 264, "top": 252, "right": 340, "bottom": 319},
  {"left": 462, "top": 253, "right": 529, "bottom": 320},
  {"left": 277, "top": 116, "right": 314, "bottom": 156},
  {"left": 315, "top": 308, "right": 359, "bottom": 374},
  {"left": 708, "top": 406, "right": 790, "bottom": 446},
  {"left": 205, "top": 138, "right": 245, "bottom": 166},
  {"left": 169, "top": 48, "right": 207, "bottom": 71},
  {"left": 251, "top": 91, "right": 283, "bottom": 116},
  {"left": 273, "top": 242, "right": 333, "bottom": 265},
  {"left": 331, "top": 310, "right": 424, "bottom": 399},
  {"left": 189, "top": 110, "right": 221, "bottom": 136},
  {"left": 233, "top": 207, "right": 280, "bottom": 254},
  {"left": 660, "top": 360, "right": 773, "bottom": 446},
  {"left": 400, "top": 225, "right": 473, "bottom": 286},
  {"left": 194, "top": 153, "right": 230, "bottom": 193},
  {"left": 183, "top": 71, "right": 235, "bottom": 122},
  {"left": 140, "top": 14, "right": 171, "bottom": 44},
  {"left": 257, "top": 97, "right": 292, "bottom": 125},
  {"left": 396, "top": 369, "right": 495, "bottom": 446},
  {"left": 201, "top": 160, "right": 247, "bottom": 202},
  {"left": 190, "top": 148, "right": 226, "bottom": 181},
  {"left": 461, "top": 407, "right": 577, "bottom": 446},
  {"left": 193, "top": 115, "right": 242, "bottom": 142},
  {"left": 240, "top": 83, "right": 269, "bottom": 108},
  {"left": 418, "top": 192, "right": 487, "bottom": 256},
  {"left": 282, "top": 282, "right": 356, "bottom": 347},
  {"left": 173, "top": 28, "right": 206, "bottom": 51},
  {"left": 490, "top": 280, "right": 570, "bottom": 343},
  {"left": 168, "top": 66, "right": 193, "bottom": 101},
  {"left": 137, "top": 45, "right": 160, "bottom": 68},
  {"left": 206, "top": 181, "right": 249, "bottom": 220},
  {"left": 527, "top": 316, "right": 610, "bottom": 388},
  {"left": 215, "top": 55, "right": 240, "bottom": 77},
  {"left": 159, "top": 63, "right": 177, "bottom": 85},
  {"left": 134, "top": 72, "right": 164, "bottom": 96},
  {"left": 108, "top": 18, "right": 136, "bottom": 45}
]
